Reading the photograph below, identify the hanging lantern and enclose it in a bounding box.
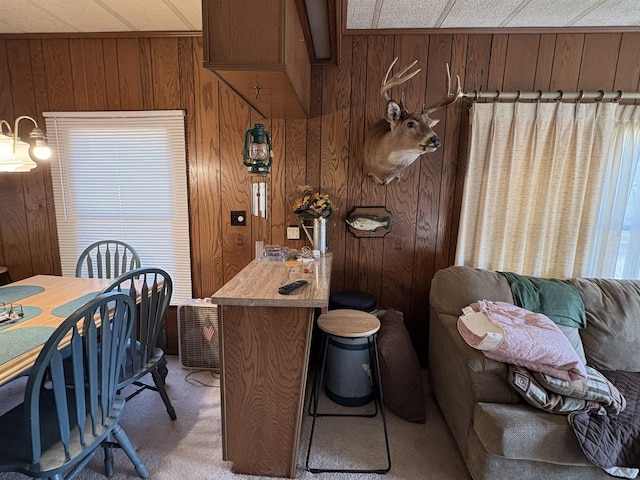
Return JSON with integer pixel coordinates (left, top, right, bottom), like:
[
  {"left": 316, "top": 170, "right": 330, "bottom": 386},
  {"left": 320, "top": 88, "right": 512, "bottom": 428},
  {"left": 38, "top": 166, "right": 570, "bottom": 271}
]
[{"left": 242, "top": 123, "right": 272, "bottom": 175}]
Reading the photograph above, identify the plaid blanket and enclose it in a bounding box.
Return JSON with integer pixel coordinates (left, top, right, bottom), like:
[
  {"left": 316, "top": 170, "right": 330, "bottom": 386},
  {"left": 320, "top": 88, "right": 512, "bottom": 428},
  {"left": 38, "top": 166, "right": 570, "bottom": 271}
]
[{"left": 509, "top": 365, "right": 625, "bottom": 415}]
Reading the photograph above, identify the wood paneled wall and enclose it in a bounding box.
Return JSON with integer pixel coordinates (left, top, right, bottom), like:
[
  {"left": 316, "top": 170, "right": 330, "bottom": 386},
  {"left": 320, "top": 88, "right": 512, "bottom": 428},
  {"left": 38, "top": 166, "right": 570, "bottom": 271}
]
[{"left": 1, "top": 32, "right": 639, "bottom": 362}]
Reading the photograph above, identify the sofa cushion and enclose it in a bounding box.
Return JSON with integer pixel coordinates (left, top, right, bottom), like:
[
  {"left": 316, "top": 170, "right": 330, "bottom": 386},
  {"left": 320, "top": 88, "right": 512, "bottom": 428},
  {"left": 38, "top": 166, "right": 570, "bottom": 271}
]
[
  {"left": 377, "top": 310, "right": 425, "bottom": 423},
  {"left": 430, "top": 266, "right": 514, "bottom": 316},
  {"left": 557, "top": 324, "right": 587, "bottom": 366},
  {"left": 570, "top": 278, "right": 640, "bottom": 371},
  {"left": 473, "top": 402, "right": 591, "bottom": 465}
]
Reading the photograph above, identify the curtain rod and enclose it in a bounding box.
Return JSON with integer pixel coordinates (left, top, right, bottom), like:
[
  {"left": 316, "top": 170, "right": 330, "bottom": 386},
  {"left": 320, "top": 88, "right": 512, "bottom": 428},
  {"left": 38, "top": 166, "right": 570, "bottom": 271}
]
[{"left": 461, "top": 89, "right": 640, "bottom": 102}]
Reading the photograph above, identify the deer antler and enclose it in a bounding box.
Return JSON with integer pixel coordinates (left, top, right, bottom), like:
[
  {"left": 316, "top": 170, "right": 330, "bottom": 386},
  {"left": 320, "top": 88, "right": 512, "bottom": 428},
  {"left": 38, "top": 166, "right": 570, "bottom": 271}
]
[
  {"left": 381, "top": 57, "right": 422, "bottom": 102},
  {"left": 423, "top": 63, "right": 462, "bottom": 115}
]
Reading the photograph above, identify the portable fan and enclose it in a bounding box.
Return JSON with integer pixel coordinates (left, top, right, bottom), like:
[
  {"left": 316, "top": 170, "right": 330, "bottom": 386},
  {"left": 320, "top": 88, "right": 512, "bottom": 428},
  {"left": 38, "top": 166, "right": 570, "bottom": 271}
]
[{"left": 177, "top": 299, "right": 220, "bottom": 370}]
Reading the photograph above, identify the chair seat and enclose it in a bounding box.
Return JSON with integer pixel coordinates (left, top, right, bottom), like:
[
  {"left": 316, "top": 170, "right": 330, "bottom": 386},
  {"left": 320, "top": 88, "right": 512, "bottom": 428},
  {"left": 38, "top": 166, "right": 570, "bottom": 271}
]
[
  {"left": 0, "top": 388, "right": 125, "bottom": 477},
  {"left": 120, "top": 344, "right": 165, "bottom": 386}
]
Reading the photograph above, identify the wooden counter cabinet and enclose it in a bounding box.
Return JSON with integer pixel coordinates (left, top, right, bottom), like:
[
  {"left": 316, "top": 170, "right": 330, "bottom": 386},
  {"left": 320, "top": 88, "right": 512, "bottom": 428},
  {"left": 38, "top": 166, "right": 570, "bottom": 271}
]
[{"left": 211, "top": 255, "right": 331, "bottom": 478}]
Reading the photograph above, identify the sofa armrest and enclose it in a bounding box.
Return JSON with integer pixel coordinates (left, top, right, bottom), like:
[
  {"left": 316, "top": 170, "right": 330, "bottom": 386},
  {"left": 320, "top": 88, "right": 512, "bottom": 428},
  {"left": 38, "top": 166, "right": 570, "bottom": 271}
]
[{"left": 428, "top": 266, "right": 521, "bottom": 459}]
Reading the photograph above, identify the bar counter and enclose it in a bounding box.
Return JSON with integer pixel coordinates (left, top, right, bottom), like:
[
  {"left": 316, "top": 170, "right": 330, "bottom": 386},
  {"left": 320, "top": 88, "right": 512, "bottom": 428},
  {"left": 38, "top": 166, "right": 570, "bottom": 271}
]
[{"left": 211, "top": 254, "right": 332, "bottom": 478}]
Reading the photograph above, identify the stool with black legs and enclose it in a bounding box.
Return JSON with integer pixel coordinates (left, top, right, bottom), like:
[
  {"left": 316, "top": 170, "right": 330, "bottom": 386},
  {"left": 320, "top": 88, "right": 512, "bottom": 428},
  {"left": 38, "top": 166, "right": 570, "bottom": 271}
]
[{"left": 306, "top": 309, "right": 391, "bottom": 474}]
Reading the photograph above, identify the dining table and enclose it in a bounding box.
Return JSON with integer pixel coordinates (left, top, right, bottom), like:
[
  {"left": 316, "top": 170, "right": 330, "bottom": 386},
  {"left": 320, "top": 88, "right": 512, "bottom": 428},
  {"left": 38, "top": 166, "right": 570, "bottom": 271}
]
[{"left": 0, "top": 274, "right": 112, "bottom": 386}]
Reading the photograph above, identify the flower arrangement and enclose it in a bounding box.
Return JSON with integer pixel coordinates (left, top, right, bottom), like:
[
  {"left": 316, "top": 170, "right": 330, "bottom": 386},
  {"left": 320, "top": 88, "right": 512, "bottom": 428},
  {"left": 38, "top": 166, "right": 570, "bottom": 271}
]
[{"left": 292, "top": 184, "right": 336, "bottom": 219}]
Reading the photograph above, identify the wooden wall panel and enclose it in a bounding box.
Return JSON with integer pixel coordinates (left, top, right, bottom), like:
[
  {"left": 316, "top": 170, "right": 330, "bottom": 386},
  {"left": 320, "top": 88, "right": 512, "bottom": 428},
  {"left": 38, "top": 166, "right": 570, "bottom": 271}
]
[
  {"left": 28, "top": 39, "right": 60, "bottom": 275},
  {"left": 534, "top": 34, "right": 556, "bottom": 91},
  {"left": 615, "top": 33, "right": 640, "bottom": 95},
  {"left": 359, "top": 35, "right": 394, "bottom": 300},
  {"left": 549, "top": 34, "right": 584, "bottom": 91},
  {"left": 319, "top": 34, "right": 353, "bottom": 292},
  {"left": 343, "top": 35, "right": 368, "bottom": 289},
  {"left": 503, "top": 34, "right": 539, "bottom": 91},
  {"left": 102, "top": 39, "right": 122, "bottom": 111},
  {"left": 116, "top": 38, "right": 144, "bottom": 110},
  {"left": 1, "top": 32, "right": 638, "bottom": 363},
  {"left": 219, "top": 87, "right": 252, "bottom": 283},
  {"left": 438, "top": 34, "right": 467, "bottom": 270},
  {"left": 579, "top": 34, "right": 621, "bottom": 92}
]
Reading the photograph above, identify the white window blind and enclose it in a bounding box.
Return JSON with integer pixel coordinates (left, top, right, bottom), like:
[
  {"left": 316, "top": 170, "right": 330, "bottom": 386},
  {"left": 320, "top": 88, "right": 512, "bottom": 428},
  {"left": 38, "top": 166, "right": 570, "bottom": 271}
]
[{"left": 44, "top": 110, "right": 192, "bottom": 304}]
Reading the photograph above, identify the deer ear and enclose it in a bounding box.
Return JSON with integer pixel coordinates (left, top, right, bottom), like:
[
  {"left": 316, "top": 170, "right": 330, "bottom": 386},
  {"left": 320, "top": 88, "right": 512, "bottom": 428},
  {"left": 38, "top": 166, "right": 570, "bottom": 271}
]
[
  {"left": 429, "top": 118, "right": 440, "bottom": 128},
  {"left": 386, "top": 101, "right": 402, "bottom": 126}
]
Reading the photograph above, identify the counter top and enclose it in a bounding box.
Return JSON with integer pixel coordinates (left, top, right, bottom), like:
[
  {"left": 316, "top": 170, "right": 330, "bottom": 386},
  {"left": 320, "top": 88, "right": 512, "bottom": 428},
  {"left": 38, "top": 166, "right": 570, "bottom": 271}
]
[{"left": 211, "top": 254, "right": 331, "bottom": 308}]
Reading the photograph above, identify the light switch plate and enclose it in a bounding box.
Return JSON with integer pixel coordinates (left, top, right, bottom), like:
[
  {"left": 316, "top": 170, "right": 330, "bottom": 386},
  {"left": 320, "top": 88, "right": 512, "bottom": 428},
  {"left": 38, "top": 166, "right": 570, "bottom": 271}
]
[{"left": 287, "top": 225, "right": 300, "bottom": 240}]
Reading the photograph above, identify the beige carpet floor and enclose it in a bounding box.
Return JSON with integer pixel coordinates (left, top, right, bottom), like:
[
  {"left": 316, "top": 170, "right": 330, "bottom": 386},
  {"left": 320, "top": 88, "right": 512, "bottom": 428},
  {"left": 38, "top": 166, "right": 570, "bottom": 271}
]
[{"left": 0, "top": 355, "right": 471, "bottom": 480}]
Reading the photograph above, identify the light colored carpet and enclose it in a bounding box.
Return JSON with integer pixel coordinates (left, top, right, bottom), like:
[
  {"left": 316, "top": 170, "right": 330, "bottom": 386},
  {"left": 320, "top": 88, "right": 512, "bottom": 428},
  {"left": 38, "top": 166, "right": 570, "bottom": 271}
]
[{"left": 0, "top": 356, "right": 471, "bottom": 480}]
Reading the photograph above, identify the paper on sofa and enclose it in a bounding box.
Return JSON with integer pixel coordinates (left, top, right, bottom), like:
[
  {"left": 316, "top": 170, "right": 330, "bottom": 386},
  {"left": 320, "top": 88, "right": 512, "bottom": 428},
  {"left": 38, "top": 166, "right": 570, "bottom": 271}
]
[{"left": 458, "top": 310, "right": 504, "bottom": 350}]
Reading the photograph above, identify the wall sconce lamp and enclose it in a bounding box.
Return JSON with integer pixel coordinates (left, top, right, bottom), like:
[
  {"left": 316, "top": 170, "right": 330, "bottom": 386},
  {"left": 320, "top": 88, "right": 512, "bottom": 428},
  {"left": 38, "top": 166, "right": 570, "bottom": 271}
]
[
  {"left": 242, "top": 123, "right": 272, "bottom": 219},
  {"left": 0, "top": 116, "right": 52, "bottom": 172}
]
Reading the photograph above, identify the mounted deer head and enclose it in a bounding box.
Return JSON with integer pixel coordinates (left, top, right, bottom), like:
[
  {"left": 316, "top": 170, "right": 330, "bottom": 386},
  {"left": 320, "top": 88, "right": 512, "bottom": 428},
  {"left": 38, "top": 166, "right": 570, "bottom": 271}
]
[{"left": 363, "top": 58, "right": 462, "bottom": 185}]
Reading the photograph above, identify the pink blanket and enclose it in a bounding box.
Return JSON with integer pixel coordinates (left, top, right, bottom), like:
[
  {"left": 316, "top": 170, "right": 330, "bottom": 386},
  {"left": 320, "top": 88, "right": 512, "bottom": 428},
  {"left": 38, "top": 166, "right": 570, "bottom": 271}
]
[{"left": 458, "top": 300, "right": 587, "bottom": 383}]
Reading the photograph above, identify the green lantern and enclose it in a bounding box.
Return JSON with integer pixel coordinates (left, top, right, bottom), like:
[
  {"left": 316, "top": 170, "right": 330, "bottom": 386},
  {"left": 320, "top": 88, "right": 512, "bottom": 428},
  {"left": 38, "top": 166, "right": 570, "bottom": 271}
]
[{"left": 242, "top": 123, "right": 272, "bottom": 175}]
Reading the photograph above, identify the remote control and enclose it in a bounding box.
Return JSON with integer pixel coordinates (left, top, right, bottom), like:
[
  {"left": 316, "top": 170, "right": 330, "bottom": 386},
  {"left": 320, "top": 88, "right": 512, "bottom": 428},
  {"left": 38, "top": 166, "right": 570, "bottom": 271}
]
[{"left": 278, "top": 280, "right": 308, "bottom": 295}]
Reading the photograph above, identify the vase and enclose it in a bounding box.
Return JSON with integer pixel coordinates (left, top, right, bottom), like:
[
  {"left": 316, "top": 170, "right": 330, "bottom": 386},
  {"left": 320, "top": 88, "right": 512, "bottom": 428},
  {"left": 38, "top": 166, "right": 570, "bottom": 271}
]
[
  {"left": 313, "top": 217, "right": 327, "bottom": 254},
  {"left": 301, "top": 217, "right": 328, "bottom": 254}
]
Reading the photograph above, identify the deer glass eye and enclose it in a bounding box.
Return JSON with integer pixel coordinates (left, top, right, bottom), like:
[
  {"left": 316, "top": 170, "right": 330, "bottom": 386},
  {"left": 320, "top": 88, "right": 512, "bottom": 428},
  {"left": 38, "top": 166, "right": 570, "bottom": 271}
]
[{"left": 406, "top": 120, "right": 416, "bottom": 128}]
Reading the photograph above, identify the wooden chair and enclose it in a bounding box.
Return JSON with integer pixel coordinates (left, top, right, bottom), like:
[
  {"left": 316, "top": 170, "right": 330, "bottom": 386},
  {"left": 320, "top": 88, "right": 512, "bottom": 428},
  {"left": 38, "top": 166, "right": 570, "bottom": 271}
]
[
  {"left": 100, "top": 267, "right": 176, "bottom": 420},
  {"left": 0, "top": 291, "right": 149, "bottom": 479},
  {"left": 75, "top": 240, "right": 141, "bottom": 279}
]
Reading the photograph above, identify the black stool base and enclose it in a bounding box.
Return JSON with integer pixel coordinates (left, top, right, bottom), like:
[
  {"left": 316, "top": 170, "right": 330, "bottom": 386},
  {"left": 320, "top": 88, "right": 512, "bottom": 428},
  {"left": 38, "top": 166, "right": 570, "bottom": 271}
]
[
  {"left": 325, "top": 387, "right": 373, "bottom": 408},
  {"left": 309, "top": 468, "right": 390, "bottom": 474},
  {"left": 306, "top": 332, "right": 391, "bottom": 475}
]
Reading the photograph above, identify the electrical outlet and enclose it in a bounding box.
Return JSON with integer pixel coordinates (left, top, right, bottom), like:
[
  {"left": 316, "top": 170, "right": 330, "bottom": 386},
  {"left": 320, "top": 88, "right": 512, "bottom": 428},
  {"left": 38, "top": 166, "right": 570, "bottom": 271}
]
[
  {"left": 287, "top": 225, "right": 300, "bottom": 240},
  {"left": 231, "top": 211, "right": 246, "bottom": 226}
]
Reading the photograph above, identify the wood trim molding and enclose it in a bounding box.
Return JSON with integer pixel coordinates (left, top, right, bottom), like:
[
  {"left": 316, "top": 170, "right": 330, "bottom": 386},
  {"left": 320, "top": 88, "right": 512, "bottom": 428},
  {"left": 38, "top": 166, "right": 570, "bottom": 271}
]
[
  {"left": 343, "top": 26, "right": 640, "bottom": 36},
  {"left": 0, "top": 31, "right": 202, "bottom": 40}
]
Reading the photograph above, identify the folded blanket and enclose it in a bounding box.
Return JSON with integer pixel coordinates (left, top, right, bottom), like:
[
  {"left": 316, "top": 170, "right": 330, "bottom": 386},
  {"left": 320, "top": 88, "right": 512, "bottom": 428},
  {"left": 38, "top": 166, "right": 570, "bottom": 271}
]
[
  {"left": 569, "top": 371, "right": 640, "bottom": 478},
  {"left": 509, "top": 365, "right": 625, "bottom": 415},
  {"left": 501, "top": 271, "right": 586, "bottom": 329},
  {"left": 458, "top": 300, "right": 587, "bottom": 382}
]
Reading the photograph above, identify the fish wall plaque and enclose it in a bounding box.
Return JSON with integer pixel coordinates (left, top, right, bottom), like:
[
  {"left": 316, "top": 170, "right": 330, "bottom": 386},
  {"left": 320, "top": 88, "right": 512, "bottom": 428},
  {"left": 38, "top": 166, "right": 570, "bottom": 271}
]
[{"left": 346, "top": 206, "right": 392, "bottom": 238}]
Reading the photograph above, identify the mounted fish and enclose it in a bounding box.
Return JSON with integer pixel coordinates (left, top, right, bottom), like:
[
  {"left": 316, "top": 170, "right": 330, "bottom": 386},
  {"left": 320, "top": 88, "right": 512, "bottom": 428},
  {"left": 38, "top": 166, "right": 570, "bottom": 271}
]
[
  {"left": 346, "top": 207, "right": 392, "bottom": 238},
  {"left": 363, "top": 59, "right": 462, "bottom": 185}
]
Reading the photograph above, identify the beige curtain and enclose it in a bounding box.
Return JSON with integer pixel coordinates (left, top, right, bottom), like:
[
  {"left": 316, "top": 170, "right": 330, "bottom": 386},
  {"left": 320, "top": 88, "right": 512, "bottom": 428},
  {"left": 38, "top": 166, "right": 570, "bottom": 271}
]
[{"left": 455, "top": 101, "right": 617, "bottom": 278}]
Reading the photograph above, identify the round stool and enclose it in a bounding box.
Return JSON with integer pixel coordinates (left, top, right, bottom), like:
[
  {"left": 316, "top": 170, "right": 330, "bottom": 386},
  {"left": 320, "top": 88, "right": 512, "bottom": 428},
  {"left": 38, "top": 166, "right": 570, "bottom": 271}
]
[
  {"left": 306, "top": 309, "right": 391, "bottom": 474},
  {"left": 325, "top": 291, "right": 377, "bottom": 406},
  {"left": 329, "top": 290, "right": 376, "bottom": 312},
  {"left": 0, "top": 266, "right": 10, "bottom": 286}
]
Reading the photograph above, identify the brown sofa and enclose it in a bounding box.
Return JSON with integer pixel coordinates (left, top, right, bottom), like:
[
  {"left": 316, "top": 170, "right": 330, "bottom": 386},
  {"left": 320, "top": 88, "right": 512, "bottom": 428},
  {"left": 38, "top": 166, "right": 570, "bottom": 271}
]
[{"left": 428, "top": 265, "right": 640, "bottom": 480}]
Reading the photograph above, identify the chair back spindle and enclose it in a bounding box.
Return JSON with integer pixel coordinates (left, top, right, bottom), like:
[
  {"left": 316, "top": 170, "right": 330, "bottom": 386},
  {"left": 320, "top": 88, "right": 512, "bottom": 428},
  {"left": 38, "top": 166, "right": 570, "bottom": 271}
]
[{"left": 76, "top": 240, "right": 141, "bottom": 279}]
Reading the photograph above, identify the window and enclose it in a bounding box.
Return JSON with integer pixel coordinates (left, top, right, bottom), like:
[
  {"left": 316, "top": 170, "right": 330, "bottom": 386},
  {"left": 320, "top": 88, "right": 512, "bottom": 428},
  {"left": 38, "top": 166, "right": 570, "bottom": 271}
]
[
  {"left": 44, "top": 111, "right": 192, "bottom": 304},
  {"left": 609, "top": 116, "right": 640, "bottom": 278}
]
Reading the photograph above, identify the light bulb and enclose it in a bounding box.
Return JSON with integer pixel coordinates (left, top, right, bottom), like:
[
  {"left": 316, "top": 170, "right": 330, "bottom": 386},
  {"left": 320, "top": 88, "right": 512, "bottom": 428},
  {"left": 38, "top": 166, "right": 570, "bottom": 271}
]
[{"left": 31, "top": 140, "right": 52, "bottom": 160}]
